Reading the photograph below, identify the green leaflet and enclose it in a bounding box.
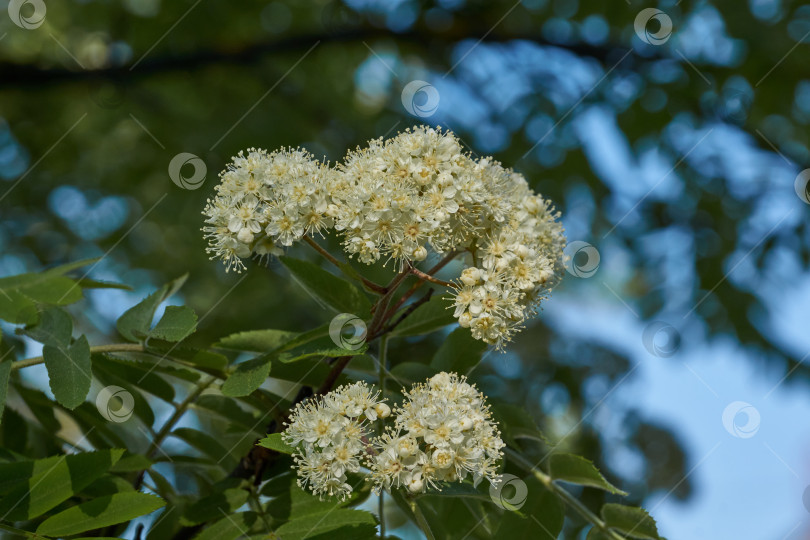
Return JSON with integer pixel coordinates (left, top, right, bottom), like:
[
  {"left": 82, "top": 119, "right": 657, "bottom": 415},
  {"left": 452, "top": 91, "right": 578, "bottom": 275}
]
[
  {"left": 37, "top": 492, "right": 165, "bottom": 537},
  {"left": 391, "top": 295, "right": 455, "bottom": 336},
  {"left": 43, "top": 334, "right": 92, "bottom": 409},
  {"left": 280, "top": 256, "right": 372, "bottom": 315},
  {"left": 257, "top": 433, "right": 295, "bottom": 454},
  {"left": 549, "top": 453, "right": 627, "bottom": 495},
  {"left": 0, "top": 449, "right": 124, "bottom": 521},
  {"left": 116, "top": 274, "right": 188, "bottom": 342},
  {"left": 600, "top": 503, "right": 662, "bottom": 539}
]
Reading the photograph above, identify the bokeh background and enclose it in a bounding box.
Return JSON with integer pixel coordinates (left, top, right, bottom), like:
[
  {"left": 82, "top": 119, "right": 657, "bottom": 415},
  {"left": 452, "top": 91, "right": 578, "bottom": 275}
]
[{"left": 2, "top": 0, "right": 810, "bottom": 538}]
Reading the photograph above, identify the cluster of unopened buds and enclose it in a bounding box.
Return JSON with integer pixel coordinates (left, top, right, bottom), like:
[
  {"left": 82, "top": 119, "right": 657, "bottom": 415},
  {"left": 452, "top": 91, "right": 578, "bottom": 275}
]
[
  {"left": 203, "top": 126, "right": 566, "bottom": 348},
  {"left": 281, "top": 373, "right": 504, "bottom": 500}
]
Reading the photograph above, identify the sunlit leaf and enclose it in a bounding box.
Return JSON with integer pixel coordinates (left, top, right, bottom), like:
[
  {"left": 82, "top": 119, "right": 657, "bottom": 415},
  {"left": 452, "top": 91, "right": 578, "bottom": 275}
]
[{"left": 37, "top": 492, "right": 165, "bottom": 537}]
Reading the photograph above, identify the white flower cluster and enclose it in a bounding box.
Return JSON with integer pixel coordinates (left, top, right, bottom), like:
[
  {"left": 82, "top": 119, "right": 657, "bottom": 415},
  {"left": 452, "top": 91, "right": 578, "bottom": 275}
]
[
  {"left": 203, "top": 127, "right": 565, "bottom": 347},
  {"left": 282, "top": 381, "right": 390, "bottom": 500},
  {"left": 367, "top": 372, "right": 504, "bottom": 494},
  {"left": 281, "top": 373, "right": 504, "bottom": 500}
]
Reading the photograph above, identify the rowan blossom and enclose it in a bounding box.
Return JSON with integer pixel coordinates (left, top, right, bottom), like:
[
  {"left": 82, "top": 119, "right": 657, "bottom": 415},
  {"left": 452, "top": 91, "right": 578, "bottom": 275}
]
[
  {"left": 202, "top": 126, "right": 566, "bottom": 348},
  {"left": 367, "top": 372, "right": 505, "bottom": 494},
  {"left": 282, "top": 381, "right": 387, "bottom": 500}
]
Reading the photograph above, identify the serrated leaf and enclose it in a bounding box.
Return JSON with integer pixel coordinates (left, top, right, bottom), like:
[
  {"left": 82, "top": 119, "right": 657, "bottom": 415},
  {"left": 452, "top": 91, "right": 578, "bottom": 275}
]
[
  {"left": 92, "top": 355, "right": 175, "bottom": 402},
  {"left": 150, "top": 305, "right": 198, "bottom": 342},
  {"left": 494, "top": 475, "right": 564, "bottom": 539},
  {"left": 0, "top": 361, "right": 10, "bottom": 427},
  {"left": 194, "top": 395, "right": 260, "bottom": 430},
  {"left": 601, "top": 503, "right": 661, "bottom": 539},
  {"left": 146, "top": 342, "right": 228, "bottom": 372},
  {"left": 274, "top": 508, "right": 377, "bottom": 540},
  {"left": 80, "top": 474, "right": 136, "bottom": 497},
  {"left": 0, "top": 449, "right": 124, "bottom": 520},
  {"left": 216, "top": 328, "right": 299, "bottom": 352},
  {"left": 43, "top": 334, "right": 92, "bottom": 409},
  {"left": 20, "top": 306, "right": 73, "bottom": 348},
  {"left": 109, "top": 453, "right": 153, "bottom": 473},
  {"left": 37, "top": 492, "right": 165, "bottom": 536},
  {"left": 550, "top": 454, "right": 626, "bottom": 495},
  {"left": 280, "top": 256, "right": 372, "bottom": 314},
  {"left": 391, "top": 296, "right": 455, "bottom": 337},
  {"left": 183, "top": 488, "right": 250, "bottom": 525},
  {"left": 431, "top": 327, "right": 487, "bottom": 373},
  {"left": 0, "top": 274, "right": 83, "bottom": 324},
  {"left": 76, "top": 277, "right": 133, "bottom": 290},
  {"left": 491, "top": 402, "right": 550, "bottom": 448},
  {"left": 257, "top": 433, "right": 295, "bottom": 454},
  {"left": 17, "top": 275, "right": 83, "bottom": 305},
  {"left": 221, "top": 355, "right": 272, "bottom": 397},
  {"left": 192, "top": 511, "right": 258, "bottom": 540},
  {"left": 117, "top": 288, "right": 166, "bottom": 342},
  {"left": 116, "top": 274, "right": 187, "bottom": 342},
  {"left": 389, "top": 362, "right": 436, "bottom": 386},
  {"left": 170, "top": 428, "right": 234, "bottom": 467},
  {"left": 278, "top": 342, "right": 368, "bottom": 363}
]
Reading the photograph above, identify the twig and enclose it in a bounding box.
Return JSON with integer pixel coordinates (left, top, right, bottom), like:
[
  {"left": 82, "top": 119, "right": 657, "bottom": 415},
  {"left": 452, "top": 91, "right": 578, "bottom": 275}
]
[
  {"left": 409, "top": 265, "right": 457, "bottom": 288},
  {"left": 505, "top": 448, "right": 625, "bottom": 540},
  {"left": 14, "top": 343, "right": 145, "bottom": 370},
  {"left": 377, "top": 335, "right": 389, "bottom": 538},
  {"left": 134, "top": 376, "right": 216, "bottom": 490},
  {"left": 376, "top": 289, "right": 434, "bottom": 338},
  {"left": 304, "top": 236, "right": 386, "bottom": 294},
  {"left": 408, "top": 498, "right": 436, "bottom": 540}
]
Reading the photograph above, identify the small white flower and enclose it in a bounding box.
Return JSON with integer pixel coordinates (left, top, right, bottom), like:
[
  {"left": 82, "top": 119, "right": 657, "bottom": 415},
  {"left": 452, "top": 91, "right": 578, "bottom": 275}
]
[
  {"left": 282, "top": 382, "right": 386, "bottom": 500},
  {"left": 203, "top": 127, "right": 566, "bottom": 347}
]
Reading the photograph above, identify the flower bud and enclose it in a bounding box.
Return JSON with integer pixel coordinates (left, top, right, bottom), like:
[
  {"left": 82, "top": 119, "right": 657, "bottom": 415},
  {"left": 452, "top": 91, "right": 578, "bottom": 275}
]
[
  {"left": 412, "top": 246, "right": 428, "bottom": 261},
  {"left": 237, "top": 227, "right": 254, "bottom": 244},
  {"left": 374, "top": 402, "right": 391, "bottom": 419}
]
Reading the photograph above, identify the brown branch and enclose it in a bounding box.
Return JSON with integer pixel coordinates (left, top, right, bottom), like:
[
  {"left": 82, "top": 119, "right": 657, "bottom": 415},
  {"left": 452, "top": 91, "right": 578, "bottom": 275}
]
[
  {"left": 0, "top": 27, "right": 625, "bottom": 89},
  {"left": 304, "top": 236, "right": 387, "bottom": 294},
  {"left": 409, "top": 265, "right": 457, "bottom": 288},
  {"left": 376, "top": 289, "right": 434, "bottom": 338}
]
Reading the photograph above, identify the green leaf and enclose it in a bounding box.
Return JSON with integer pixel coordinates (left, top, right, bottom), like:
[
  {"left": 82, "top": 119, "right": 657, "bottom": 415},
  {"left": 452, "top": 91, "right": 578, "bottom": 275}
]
[
  {"left": 116, "top": 274, "right": 188, "bottom": 342},
  {"left": 278, "top": 341, "right": 368, "bottom": 363},
  {"left": 491, "top": 402, "right": 550, "bottom": 448},
  {"left": 391, "top": 296, "right": 455, "bottom": 337},
  {"left": 549, "top": 454, "right": 627, "bottom": 495},
  {"left": 170, "top": 428, "right": 234, "bottom": 468},
  {"left": 221, "top": 355, "right": 272, "bottom": 397},
  {"left": 280, "top": 256, "right": 372, "bottom": 314},
  {"left": 389, "top": 362, "right": 436, "bottom": 387},
  {"left": 257, "top": 433, "right": 295, "bottom": 454},
  {"left": 274, "top": 508, "right": 377, "bottom": 540},
  {"left": 216, "top": 328, "right": 299, "bottom": 352},
  {"left": 0, "top": 331, "right": 10, "bottom": 426},
  {"left": 150, "top": 305, "right": 198, "bottom": 342},
  {"left": 43, "top": 334, "right": 92, "bottom": 409},
  {"left": 109, "top": 453, "right": 153, "bottom": 473},
  {"left": 183, "top": 487, "right": 250, "bottom": 525},
  {"left": 495, "top": 476, "right": 564, "bottom": 539},
  {"left": 20, "top": 306, "right": 73, "bottom": 348},
  {"left": 0, "top": 449, "right": 124, "bottom": 520},
  {"left": 431, "top": 327, "right": 487, "bottom": 373},
  {"left": 601, "top": 503, "right": 661, "bottom": 539},
  {"left": 192, "top": 511, "right": 258, "bottom": 540},
  {"left": 146, "top": 343, "right": 228, "bottom": 372},
  {"left": 0, "top": 273, "right": 84, "bottom": 324},
  {"left": 195, "top": 394, "right": 261, "bottom": 431},
  {"left": 92, "top": 355, "right": 175, "bottom": 402},
  {"left": 0, "top": 361, "right": 10, "bottom": 427},
  {"left": 36, "top": 492, "right": 165, "bottom": 537},
  {"left": 75, "top": 277, "right": 133, "bottom": 290},
  {"left": 80, "top": 474, "right": 136, "bottom": 497}
]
